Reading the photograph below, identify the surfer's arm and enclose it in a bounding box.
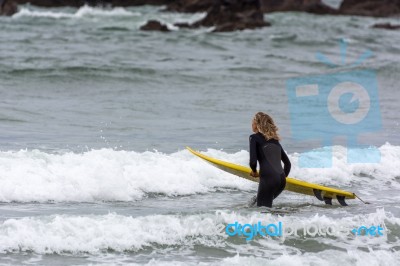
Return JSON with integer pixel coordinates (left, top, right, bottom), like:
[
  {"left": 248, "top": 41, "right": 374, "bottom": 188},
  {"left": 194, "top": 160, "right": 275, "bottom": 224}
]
[
  {"left": 281, "top": 148, "right": 291, "bottom": 177},
  {"left": 249, "top": 135, "right": 258, "bottom": 173}
]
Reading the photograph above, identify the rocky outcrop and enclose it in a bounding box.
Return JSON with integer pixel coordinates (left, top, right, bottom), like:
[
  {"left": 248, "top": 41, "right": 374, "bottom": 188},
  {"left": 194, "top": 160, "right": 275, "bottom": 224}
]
[
  {"left": 9, "top": 0, "right": 400, "bottom": 18},
  {"left": 372, "top": 22, "right": 400, "bottom": 30},
  {"left": 260, "top": 0, "right": 338, "bottom": 15},
  {"left": 339, "top": 0, "right": 400, "bottom": 17},
  {"left": 14, "top": 0, "right": 86, "bottom": 7},
  {"left": 108, "top": 0, "right": 171, "bottom": 7},
  {"left": 13, "top": 0, "right": 172, "bottom": 7},
  {"left": 175, "top": 0, "right": 270, "bottom": 32},
  {"left": 167, "top": 0, "right": 400, "bottom": 17},
  {"left": 167, "top": 0, "right": 337, "bottom": 15},
  {"left": 140, "top": 20, "right": 170, "bottom": 31},
  {"left": 0, "top": 0, "right": 18, "bottom": 16},
  {"left": 166, "top": 0, "right": 212, "bottom": 13}
]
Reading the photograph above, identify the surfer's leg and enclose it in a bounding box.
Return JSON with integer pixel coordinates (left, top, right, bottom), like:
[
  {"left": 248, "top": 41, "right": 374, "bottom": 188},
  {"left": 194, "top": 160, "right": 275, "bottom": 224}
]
[
  {"left": 256, "top": 178, "right": 274, "bottom": 207},
  {"left": 273, "top": 174, "right": 286, "bottom": 199},
  {"left": 256, "top": 192, "right": 273, "bottom": 207}
]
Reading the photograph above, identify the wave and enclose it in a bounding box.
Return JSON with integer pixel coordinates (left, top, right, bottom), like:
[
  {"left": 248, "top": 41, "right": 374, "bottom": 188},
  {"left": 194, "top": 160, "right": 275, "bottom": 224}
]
[
  {"left": 2, "top": 66, "right": 158, "bottom": 78},
  {"left": 0, "top": 209, "right": 398, "bottom": 256},
  {"left": 10, "top": 5, "right": 207, "bottom": 34},
  {"left": 11, "top": 5, "right": 205, "bottom": 25},
  {"left": 12, "top": 5, "right": 140, "bottom": 19},
  {"left": 288, "top": 143, "right": 400, "bottom": 190},
  {"left": 214, "top": 250, "right": 400, "bottom": 266},
  {"left": 0, "top": 144, "right": 399, "bottom": 203},
  {"left": 0, "top": 148, "right": 255, "bottom": 202}
]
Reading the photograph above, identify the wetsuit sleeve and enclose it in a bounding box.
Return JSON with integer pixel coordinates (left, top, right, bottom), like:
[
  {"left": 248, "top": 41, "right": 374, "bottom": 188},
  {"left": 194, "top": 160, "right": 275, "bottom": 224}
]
[
  {"left": 281, "top": 148, "right": 291, "bottom": 177},
  {"left": 249, "top": 135, "right": 257, "bottom": 173}
]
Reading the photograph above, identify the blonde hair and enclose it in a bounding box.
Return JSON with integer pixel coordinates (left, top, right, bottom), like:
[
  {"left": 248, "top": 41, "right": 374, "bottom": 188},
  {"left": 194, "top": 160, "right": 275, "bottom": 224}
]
[{"left": 253, "top": 112, "right": 280, "bottom": 141}]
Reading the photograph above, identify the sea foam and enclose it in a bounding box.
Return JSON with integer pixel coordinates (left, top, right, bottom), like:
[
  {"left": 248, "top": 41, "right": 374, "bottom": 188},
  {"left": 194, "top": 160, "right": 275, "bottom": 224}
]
[
  {"left": 12, "top": 5, "right": 139, "bottom": 19},
  {"left": 0, "top": 143, "right": 399, "bottom": 203},
  {"left": 0, "top": 208, "right": 398, "bottom": 255}
]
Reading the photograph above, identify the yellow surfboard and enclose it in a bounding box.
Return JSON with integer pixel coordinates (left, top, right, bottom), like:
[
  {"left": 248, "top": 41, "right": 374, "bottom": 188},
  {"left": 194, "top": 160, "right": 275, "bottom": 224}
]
[{"left": 186, "top": 146, "right": 356, "bottom": 206}]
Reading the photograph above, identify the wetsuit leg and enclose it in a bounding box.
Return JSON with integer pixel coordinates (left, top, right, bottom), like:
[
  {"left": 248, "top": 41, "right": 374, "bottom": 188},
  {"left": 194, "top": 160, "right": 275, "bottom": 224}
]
[
  {"left": 256, "top": 176, "right": 280, "bottom": 207},
  {"left": 273, "top": 174, "right": 286, "bottom": 199},
  {"left": 256, "top": 180, "right": 273, "bottom": 207}
]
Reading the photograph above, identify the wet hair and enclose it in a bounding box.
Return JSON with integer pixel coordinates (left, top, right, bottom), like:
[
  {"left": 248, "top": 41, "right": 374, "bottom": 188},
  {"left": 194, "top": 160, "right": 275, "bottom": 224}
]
[{"left": 253, "top": 112, "right": 280, "bottom": 141}]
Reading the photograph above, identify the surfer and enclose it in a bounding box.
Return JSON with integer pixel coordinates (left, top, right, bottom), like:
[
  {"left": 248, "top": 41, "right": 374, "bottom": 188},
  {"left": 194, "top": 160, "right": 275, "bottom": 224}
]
[{"left": 249, "top": 112, "right": 291, "bottom": 207}]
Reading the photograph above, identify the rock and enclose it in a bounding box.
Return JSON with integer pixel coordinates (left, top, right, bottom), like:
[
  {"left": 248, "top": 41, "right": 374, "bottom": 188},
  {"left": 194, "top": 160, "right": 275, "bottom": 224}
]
[
  {"left": 302, "top": 2, "right": 338, "bottom": 15},
  {"left": 110, "top": 0, "right": 172, "bottom": 7},
  {"left": 180, "top": 0, "right": 270, "bottom": 32},
  {"left": 168, "top": 0, "right": 338, "bottom": 15},
  {"left": 14, "top": 0, "right": 86, "bottom": 7},
  {"left": 140, "top": 20, "right": 170, "bottom": 32},
  {"left": 167, "top": 0, "right": 213, "bottom": 13},
  {"left": 372, "top": 22, "right": 400, "bottom": 30},
  {"left": 260, "top": 0, "right": 338, "bottom": 15},
  {"left": 339, "top": 0, "right": 400, "bottom": 17},
  {"left": 13, "top": 0, "right": 174, "bottom": 7},
  {"left": 0, "top": 0, "right": 18, "bottom": 16},
  {"left": 9, "top": 0, "right": 400, "bottom": 19}
]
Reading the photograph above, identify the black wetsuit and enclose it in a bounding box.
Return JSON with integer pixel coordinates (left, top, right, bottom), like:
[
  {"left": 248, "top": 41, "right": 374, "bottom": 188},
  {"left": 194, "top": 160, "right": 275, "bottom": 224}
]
[{"left": 249, "top": 132, "right": 291, "bottom": 207}]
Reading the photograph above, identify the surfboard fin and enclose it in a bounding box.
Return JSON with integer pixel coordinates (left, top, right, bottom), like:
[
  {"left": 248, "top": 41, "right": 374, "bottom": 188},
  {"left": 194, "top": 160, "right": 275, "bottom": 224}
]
[
  {"left": 313, "top": 189, "right": 324, "bottom": 201},
  {"left": 323, "top": 197, "right": 332, "bottom": 205},
  {"left": 336, "top": 195, "right": 348, "bottom": 206}
]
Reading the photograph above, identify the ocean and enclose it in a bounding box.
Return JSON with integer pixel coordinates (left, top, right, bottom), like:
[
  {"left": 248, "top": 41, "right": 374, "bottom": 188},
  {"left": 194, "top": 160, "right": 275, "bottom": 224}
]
[{"left": 0, "top": 3, "right": 400, "bottom": 265}]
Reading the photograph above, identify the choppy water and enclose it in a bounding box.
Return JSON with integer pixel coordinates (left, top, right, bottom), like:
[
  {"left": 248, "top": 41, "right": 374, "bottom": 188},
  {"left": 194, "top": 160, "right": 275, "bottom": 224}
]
[{"left": 0, "top": 4, "right": 400, "bottom": 266}]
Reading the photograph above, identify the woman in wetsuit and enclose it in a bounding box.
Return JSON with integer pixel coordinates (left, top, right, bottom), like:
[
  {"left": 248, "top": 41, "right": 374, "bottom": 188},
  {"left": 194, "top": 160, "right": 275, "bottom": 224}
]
[{"left": 249, "top": 112, "right": 291, "bottom": 207}]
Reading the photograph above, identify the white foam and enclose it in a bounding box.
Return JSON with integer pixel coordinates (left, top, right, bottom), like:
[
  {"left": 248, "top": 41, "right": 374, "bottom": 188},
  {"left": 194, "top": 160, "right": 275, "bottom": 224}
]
[
  {"left": 287, "top": 143, "right": 400, "bottom": 190},
  {"left": 0, "top": 212, "right": 225, "bottom": 254},
  {"left": 0, "top": 148, "right": 255, "bottom": 202},
  {"left": 12, "top": 7, "right": 74, "bottom": 19},
  {"left": 216, "top": 249, "right": 400, "bottom": 266},
  {"left": 12, "top": 6, "right": 139, "bottom": 19},
  {"left": 0, "top": 144, "right": 399, "bottom": 202},
  {"left": 74, "top": 5, "right": 137, "bottom": 17},
  {"left": 0, "top": 209, "right": 398, "bottom": 258}
]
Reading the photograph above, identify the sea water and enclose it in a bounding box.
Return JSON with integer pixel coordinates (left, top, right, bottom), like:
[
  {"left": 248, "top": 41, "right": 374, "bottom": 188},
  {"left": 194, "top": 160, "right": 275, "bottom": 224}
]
[{"left": 0, "top": 4, "right": 399, "bottom": 265}]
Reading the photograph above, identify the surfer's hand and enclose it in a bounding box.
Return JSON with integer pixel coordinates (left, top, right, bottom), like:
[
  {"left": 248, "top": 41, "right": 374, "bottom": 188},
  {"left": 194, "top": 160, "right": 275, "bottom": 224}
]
[{"left": 250, "top": 171, "right": 259, "bottom": 177}]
